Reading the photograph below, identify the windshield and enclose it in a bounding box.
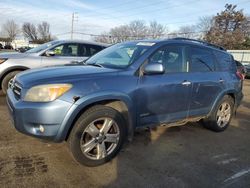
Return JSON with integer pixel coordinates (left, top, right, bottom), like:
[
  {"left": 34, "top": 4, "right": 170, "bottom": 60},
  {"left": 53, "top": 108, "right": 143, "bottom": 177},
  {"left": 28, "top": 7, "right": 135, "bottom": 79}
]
[
  {"left": 26, "top": 41, "right": 61, "bottom": 53},
  {"left": 85, "top": 42, "right": 153, "bottom": 68}
]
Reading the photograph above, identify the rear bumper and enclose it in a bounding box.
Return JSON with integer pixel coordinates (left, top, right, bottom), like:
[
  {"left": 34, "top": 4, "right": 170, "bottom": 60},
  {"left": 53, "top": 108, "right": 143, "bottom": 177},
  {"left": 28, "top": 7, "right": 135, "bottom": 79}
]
[{"left": 7, "top": 88, "right": 74, "bottom": 142}]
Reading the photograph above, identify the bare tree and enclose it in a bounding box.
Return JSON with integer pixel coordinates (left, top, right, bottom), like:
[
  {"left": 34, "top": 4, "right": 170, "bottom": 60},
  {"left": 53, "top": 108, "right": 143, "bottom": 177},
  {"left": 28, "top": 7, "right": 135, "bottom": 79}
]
[
  {"left": 93, "top": 33, "right": 112, "bottom": 44},
  {"left": 94, "top": 20, "right": 167, "bottom": 43},
  {"left": 128, "top": 20, "right": 148, "bottom": 39},
  {"left": 196, "top": 16, "right": 214, "bottom": 38},
  {"left": 177, "top": 25, "right": 197, "bottom": 38},
  {"left": 37, "top": 22, "right": 52, "bottom": 42},
  {"left": 148, "top": 21, "right": 166, "bottom": 39},
  {"left": 2, "top": 20, "right": 19, "bottom": 41},
  {"left": 22, "top": 22, "right": 38, "bottom": 41}
]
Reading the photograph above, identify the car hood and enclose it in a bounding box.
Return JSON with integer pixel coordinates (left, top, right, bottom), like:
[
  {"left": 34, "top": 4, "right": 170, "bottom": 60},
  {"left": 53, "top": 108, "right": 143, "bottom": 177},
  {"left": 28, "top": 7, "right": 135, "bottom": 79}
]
[
  {"left": 16, "top": 65, "right": 119, "bottom": 88},
  {"left": 0, "top": 52, "right": 33, "bottom": 59}
]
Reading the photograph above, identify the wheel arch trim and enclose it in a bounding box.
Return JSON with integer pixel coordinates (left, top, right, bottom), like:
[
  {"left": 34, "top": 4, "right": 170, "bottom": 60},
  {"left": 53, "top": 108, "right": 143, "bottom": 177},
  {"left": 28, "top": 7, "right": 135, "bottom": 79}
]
[{"left": 54, "top": 92, "right": 136, "bottom": 142}]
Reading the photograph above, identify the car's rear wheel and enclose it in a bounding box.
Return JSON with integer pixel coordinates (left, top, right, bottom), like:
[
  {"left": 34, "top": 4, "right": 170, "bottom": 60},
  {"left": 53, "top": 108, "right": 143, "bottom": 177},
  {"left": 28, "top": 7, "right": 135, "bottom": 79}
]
[
  {"left": 68, "top": 105, "right": 126, "bottom": 166},
  {"left": 1, "top": 71, "right": 21, "bottom": 94},
  {"left": 203, "top": 95, "right": 234, "bottom": 132}
]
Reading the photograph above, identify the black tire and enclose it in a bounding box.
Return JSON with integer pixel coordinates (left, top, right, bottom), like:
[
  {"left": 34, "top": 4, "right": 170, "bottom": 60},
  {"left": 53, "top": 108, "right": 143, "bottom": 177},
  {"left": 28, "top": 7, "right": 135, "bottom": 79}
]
[
  {"left": 1, "top": 71, "right": 21, "bottom": 94},
  {"left": 68, "top": 105, "right": 126, "bottom": 166},
  {"left": 203, "top": 95, "right": 234, "bottom": 132}
]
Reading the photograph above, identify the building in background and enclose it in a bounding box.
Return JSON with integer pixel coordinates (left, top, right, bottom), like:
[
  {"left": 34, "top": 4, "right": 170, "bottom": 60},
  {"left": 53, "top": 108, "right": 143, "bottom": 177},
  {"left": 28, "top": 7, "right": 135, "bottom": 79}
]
[{"left": 228, "top": 50, "right": 250, "bottom": 65}]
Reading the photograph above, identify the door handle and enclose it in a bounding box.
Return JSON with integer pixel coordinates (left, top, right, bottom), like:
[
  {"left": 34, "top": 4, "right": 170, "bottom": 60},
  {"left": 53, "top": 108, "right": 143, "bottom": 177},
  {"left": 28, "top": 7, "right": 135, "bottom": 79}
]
[
  {"left": 219, "top": 78, "right": 224, "bottom": 83},
  {"left": 182, "top": 81, "right": 191, "bottom": 86}
]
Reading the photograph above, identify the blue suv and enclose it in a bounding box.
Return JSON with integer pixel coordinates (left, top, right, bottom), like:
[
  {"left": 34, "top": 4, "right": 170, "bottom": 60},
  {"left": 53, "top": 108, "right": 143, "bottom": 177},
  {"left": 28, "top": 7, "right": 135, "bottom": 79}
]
[{"left": 7, "top": 38, "right": 243, "bottom": 166}]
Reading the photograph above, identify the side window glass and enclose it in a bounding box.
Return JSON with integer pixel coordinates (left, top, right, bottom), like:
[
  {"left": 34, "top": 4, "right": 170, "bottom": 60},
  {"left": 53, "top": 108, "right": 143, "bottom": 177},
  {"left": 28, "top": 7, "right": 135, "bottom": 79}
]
[
  {"left": 149, "top": 46, "right": 186, "bottom": 73},
  {"left": 53, "top": 45, "right": 63, "bottom": 56},
  {"left": 89, "top": 45, "right": 102, "bottom": 56},
  {"left": 79, "top": 44, "right": 87, "bottom": 57},
  {"left": 51, "top": 43, "right": 78, "bottom": 56},
  {"left": 189, "top": 47, "right": 215, "bottom": 72},
  {"left": 214, "top": 51, "right": 235, "bottom": 71}
]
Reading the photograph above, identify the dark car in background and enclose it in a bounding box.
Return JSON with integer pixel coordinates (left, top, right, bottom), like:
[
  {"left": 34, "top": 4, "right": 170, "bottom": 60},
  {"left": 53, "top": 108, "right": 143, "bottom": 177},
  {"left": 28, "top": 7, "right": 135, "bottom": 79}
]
[
  {"left": 16, "top": 46, "right": 33, "bottom": 53},
  {"left": 244, "top": 64, "right": 250, "bottom": 78},
  {"left": 7, "top": 38, "right": 243, "bottom": 166},
  {"left": 4, "top": 44, "right": 13, "bottom": 50}
]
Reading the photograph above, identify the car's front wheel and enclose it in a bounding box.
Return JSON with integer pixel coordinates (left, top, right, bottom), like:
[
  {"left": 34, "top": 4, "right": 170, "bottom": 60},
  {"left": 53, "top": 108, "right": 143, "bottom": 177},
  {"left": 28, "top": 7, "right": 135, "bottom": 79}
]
[
  {"left": 1, "top": 71, "right": 21, "bottom": 94},
  {"left": 68, "top": 105, "right": 126, "bottom": 166},
  {"left": 203, "top": 95, "right": 234, "bottom": 132}
]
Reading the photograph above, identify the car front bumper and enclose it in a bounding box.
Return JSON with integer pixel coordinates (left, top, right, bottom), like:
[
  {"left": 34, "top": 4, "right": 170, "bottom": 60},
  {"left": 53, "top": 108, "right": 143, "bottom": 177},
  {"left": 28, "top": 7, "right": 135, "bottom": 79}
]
[{"left": 7, "top": 88, "right": 74, "bottom": 142}]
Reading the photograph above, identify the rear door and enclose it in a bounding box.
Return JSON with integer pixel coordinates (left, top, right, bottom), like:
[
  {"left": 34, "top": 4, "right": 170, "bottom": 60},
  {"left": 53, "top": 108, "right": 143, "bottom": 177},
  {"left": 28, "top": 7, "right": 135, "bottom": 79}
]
[
  {"left": 136, "top": 44, "right": 192, "bottom": 126},
  {"left": 186, "top": 46, "right": 225, "bottom": 117}
]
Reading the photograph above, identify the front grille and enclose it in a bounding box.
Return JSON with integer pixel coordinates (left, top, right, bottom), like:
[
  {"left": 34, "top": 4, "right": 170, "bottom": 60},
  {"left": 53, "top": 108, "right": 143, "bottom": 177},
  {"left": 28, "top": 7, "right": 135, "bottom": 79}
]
[{"left": 12, "top": 82, "right": 22, "bottom": 99}]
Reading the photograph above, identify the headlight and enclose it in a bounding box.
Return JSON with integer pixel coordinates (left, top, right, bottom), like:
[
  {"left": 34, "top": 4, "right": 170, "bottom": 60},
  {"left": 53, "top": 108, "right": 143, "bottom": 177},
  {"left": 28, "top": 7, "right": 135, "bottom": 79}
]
[
  {"left": 24, "top": 84, "right": 72, "bottom": 102},
  {"left": 0, "top": 58, "right": 8, "bottom": 64}
]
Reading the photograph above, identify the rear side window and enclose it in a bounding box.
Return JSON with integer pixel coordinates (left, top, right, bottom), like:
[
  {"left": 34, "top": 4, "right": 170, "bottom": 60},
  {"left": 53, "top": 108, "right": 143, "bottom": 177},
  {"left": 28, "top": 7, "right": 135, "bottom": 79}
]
[
  {"left": 79, "top": 44, "right": 104, "bottom": 57},
  {"left": 214, "top": 51, "right": 235, "bottom": 72},
  {"left": 188, "top": 47, "right": 215, "bottom": 72},
  {"left": 88, "top": 45, "right": 103, "bottom": 56}
]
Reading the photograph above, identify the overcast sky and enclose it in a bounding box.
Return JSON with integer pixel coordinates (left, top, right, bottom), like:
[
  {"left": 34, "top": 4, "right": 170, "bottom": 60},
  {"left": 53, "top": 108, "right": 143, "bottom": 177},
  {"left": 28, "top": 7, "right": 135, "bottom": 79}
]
[{"left": 0, "top": 0, "right": 249, "bottom": 40}]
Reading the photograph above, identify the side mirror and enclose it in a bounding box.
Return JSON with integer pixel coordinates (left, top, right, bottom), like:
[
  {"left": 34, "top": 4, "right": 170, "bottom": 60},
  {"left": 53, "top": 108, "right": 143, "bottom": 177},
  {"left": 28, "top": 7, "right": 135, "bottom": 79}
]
[
  {"left": 45, "top": 50, "right": 55, "bottom": 57},
  {"left": 143, "top": 63, "right": 165, "bottom": 75}
]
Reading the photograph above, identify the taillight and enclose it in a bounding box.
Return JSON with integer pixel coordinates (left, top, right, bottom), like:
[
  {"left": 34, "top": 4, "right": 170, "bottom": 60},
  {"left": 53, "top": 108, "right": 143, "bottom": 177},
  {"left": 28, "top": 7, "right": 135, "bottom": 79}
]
[{"left": 236, "top": 70, "right": 244, "bottom": 80}]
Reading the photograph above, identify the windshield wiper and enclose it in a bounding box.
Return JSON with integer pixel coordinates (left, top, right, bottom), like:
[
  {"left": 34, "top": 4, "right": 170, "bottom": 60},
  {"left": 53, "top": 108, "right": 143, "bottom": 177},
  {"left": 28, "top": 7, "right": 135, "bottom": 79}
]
[{"left": 86, "top": 63, "right": 103, "bottom": 68}]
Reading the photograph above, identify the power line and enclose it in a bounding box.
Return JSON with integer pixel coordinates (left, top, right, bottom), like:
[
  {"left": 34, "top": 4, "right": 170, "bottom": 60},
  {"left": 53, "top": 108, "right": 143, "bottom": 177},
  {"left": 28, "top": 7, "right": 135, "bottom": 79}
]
[{"left": 79, "top": 0, "right": 200, "bottom": 22}]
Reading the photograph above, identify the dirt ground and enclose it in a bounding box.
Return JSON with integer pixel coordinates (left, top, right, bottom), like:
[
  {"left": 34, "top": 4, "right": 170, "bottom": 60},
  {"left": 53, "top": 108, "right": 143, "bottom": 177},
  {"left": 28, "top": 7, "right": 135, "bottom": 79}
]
[{"left": 0, "top": 80, "right": 249, "bottom": 188}]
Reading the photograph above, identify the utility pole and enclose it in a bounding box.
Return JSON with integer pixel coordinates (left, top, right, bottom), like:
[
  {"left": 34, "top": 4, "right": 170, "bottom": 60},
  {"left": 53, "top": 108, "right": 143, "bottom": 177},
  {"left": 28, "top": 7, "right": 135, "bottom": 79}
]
[{"left": 71, "top": 12, "right": 78, "bottom": 39}]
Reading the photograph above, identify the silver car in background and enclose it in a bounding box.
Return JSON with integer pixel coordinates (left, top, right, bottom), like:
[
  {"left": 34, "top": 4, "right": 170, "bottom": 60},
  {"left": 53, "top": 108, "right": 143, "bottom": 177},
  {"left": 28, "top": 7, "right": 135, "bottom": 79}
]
[{"left": 0, "top": 40, "right": 108, "bottom": 93}]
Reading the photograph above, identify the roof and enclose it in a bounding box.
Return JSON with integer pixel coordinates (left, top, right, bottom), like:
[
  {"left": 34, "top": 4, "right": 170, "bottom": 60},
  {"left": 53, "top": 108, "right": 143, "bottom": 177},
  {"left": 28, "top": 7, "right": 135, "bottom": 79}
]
[
  {"left": 122, "top": 38, "right": 226, "bottom": 52},
  {"left": 55, "top": 39, "right": 110, "bottom": 47}
]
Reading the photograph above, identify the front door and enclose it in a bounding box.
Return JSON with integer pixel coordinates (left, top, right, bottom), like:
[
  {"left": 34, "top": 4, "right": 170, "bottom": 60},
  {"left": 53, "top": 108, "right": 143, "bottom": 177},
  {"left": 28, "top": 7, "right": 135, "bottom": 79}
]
[
  {"left": 136, "top": 45, "right": 192, "bottom": 126},
  {"left": 41, "top": 43, "right": 81, "bottom": 67}
]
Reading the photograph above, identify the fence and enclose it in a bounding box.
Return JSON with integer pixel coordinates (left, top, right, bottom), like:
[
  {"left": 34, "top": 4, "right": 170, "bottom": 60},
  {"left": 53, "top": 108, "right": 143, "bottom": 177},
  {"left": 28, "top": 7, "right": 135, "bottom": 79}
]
[{"left": 228, "top": 50, "right": 250, "bottom": 65}]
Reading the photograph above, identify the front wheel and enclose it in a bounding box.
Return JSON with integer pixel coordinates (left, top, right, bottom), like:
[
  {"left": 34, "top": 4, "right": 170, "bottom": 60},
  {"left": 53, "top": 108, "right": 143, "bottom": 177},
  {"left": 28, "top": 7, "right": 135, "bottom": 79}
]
[
  {"left": 1, "top": 71, "right": 21, "bottom": 94},
  {"left": 203, "top": 95, "right": 234, "bottom": 132},
  {"left": 68, "top": 105, "right": 126, "bottom": 166}
]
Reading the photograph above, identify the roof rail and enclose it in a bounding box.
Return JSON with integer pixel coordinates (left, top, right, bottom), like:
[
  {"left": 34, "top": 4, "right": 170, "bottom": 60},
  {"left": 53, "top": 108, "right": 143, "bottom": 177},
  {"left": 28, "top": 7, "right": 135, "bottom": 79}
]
[{"left": 172, "top": 37, "right": 226, "bottom": 51}]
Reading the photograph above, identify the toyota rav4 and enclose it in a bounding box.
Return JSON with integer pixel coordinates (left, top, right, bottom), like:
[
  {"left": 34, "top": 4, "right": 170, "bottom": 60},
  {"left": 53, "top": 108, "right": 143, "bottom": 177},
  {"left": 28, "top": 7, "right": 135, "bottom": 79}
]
[{"left": 7, "top": 38, "right": 243, "bottom": 166}]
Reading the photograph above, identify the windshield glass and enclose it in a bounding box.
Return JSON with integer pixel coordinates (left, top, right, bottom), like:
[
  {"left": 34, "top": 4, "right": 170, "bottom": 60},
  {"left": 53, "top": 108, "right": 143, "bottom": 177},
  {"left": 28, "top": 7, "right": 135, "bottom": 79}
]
[
  {"left": 26, "top": 41, "right": 61, "bottom": 53},
  {"left": 85, "top": 42, "right": 153, "bottom": 68}
]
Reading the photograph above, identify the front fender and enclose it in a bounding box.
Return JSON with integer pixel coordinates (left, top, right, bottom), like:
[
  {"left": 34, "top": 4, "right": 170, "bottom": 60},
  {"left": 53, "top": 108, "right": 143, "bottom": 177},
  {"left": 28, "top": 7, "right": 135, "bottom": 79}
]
[{"left": 54, "top": 91, "right": 136, "bottom": 142}]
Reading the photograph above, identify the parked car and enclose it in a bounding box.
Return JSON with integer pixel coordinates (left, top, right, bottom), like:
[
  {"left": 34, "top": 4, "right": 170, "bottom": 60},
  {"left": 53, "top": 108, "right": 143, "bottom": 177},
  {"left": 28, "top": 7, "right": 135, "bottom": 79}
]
[
  {"left": 235, "top": 60, "right": 247, "bottom": 79},
  {"left": 0, "top": 40, "right": 108, "bottom": 93},
  {"left": 244, "top": 64, "right": 250, "bottom": 78},
  {"left": 15, "top": 46, "right": 33, "bottom": 53},
  {"left": 7, "top": 38, "right": 243, "bottom": 166},
  {"left": 4, "top": 44, "right": 13, "bottom": 50}
]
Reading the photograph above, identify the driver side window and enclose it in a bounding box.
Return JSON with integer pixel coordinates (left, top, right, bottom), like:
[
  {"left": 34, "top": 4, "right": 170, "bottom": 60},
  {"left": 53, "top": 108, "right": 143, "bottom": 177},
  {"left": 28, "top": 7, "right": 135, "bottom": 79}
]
[
  {"left": 149, "top": 46, "right": 187, "bottom": 73},
  {"left": 51, "top": 43, "right": 78, "bottom": 56}
]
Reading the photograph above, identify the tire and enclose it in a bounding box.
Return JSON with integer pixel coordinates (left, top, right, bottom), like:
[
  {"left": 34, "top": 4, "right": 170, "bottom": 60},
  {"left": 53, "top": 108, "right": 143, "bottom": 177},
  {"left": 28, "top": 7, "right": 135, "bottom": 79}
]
[
  {"left": 203, "top": 95, "right": 234, "bottom": 132},
  {"left": 1, "top": 71, "right": 21, "bottom": 94},
  {"left": 68, "top": 105, "right": 126, "bottom": 166}
]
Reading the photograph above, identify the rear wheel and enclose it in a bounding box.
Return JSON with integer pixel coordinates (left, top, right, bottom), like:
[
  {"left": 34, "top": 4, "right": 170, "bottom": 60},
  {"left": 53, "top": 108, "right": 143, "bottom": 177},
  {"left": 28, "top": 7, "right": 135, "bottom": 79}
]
[
  {"left": 68, "top": 105, "right": 126, "bottom": 166},
  {"left": 203, "top": 95, "right": 234, "bottom": 132},
  {"left": 1, "top": 71, "right": 21, "bottom": 94}
]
